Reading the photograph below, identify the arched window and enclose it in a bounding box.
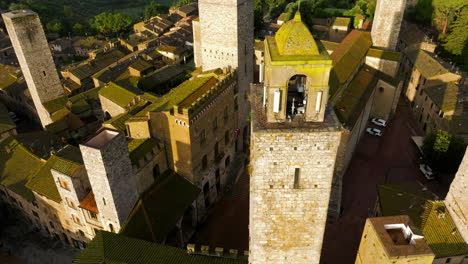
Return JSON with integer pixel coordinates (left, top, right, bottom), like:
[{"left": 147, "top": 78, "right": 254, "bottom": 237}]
[
  {"left": 287, "top": 75, "right": 307, "bottom": 119},
  {"left": 109, "top": 223, "right": 114, "bottom": 233}
]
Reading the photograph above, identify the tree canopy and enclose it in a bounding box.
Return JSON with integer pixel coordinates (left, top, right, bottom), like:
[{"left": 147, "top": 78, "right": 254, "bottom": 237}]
[
  {"left": 442, "top": 6, "right": 468, "bottom": 56},
  {"left": 422, "top": 130, "right": 467, "bottom": 173},
  {"left": 92, "top": 12, "right": 133, "bottom": 37},
  {"left": 145, "top": 1, "right": 169, "bottom": 20}
]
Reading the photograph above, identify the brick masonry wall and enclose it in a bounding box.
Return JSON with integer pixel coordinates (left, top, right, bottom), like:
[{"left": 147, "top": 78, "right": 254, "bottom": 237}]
[
  {"left": 249, "top": 128, "right": 342, "bottom": 264},
  {"left": 445, "top": 148, "right": 468, "bottom": 242}
]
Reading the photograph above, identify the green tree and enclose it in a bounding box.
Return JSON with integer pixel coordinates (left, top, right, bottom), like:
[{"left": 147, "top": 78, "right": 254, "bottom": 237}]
[
  {"left": 46, "top": 22, "right": 63, "bottom": 34},
  {"left": 145, "top": 1, "right": 169, "bottom": 20},
  {"left": 8, "top": 2, "right": 30, "bottom": 11},
  {"left": 92, "top": 12, "right": 132, "bottom": 37},
  {"left": 422, "top": 130, "right": 467, "bottom": 173},
  {"left": 72, "top": 23, "right": 86, "bottom": 36},
  {"left": 432, "top": 0, "right": 466, "bottom": 34},
  {"left": 443, "top": 7, "right": 468, "bottom": 55}
]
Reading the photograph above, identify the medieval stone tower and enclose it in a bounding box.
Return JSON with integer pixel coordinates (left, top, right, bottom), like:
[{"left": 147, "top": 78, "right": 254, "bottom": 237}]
[
  {"left": 2, "top": 10, "right": 65, "bottom": 128},
  {"left": 445, "top": 147, "right": 468, "bottom": 242},
  {"left": 193, "top": 0, "right": 254, "bottom": 149},
  {"left": 79, "top": 129, "right": 139, "bottom": 233},
  {"left": 371, "top": 0, "right": 407, "bottom": 50},
  {"left": 249, "top": 13, "right": 343, "bottom": 264}
]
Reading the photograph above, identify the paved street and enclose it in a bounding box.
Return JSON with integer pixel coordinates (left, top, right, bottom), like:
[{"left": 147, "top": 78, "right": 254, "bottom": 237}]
[
  {"left": 320, "top": 97, "right": 449, "bottom": 264},
  {"left": 189, "top": 167, "right": 250, "bottom": 252}
]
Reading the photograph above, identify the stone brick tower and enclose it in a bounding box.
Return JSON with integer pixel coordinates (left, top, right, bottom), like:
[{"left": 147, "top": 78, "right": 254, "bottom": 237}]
[
  {"left": 371, "top": 0, "right": 407, "bottom": 50},
  {"left": 249, "top": 13, "right": 343, "bottom": 264},
  {"left": 2, "top": 10, "right": 65, "bottom": 128},
  {"left": 445, "top": 147, "right": 468, "bottom": 242},
  {"left": 193, "top": 0, "right": 254, "bottom": 150},
  {"left": 79, "top": 129, "right": 139, "bottom": 233}
]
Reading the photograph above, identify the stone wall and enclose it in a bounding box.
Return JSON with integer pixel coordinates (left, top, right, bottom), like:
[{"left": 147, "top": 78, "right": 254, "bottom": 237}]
[
  {"left": 80, "top": 131, "right": 139, "bottom": 232},
  {"left": 249, "top": 128, "right": 342, "bottom": 264},
  {"left": 371, "top": 0, "right": 407, "bottom": 50},
  {"left": 2, "top": 10, "right": 65, "bottom": 127},
  {"left": 99, "top": 95, "right": 126, "bottom": 118},
  {"left": 445, "top": 148, "right": 468, "bottom": 242}
]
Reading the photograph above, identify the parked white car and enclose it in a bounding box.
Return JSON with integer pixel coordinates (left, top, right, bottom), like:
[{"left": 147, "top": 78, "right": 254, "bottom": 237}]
[
  {"left": 371, "top": 118, "right": 387, "bottom": 127},
  {"left": 419, "top": 164, "right": 435, "bottom": 180},
  {"left": 366, "top": 128, "right": 382, "bottom": 136}
]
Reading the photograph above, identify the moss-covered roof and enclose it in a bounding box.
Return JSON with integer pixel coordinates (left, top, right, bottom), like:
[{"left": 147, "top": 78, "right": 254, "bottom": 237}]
[
  {"left": 0, "top": 64, "right": 22, "bottom": 90},
  {"left": 424, "top": 82, "right": 461, "bottom": 113},
  {"left": 99, "top": 82, "right": 142, "bottom": 108},
  {"left": 378, "top": 181, "right": 437, "bottom": 227},
  {"left": 129, "top": 59, "right": 153, "bottom": 72},
  {"left": 69, "top": 86, "right": 102, "bottom": 103},
  {"left": 42, "top": 96, "right": 69, "bottom": 114},
  {"left": 68, "top": 49, "right": 126, "bottom": 80},
  {"left": 406, "top": 50, "right": 449, "bottom": 78},
  {"left": 139, "top": 65, "right": 186, "bottom": 91},
  {"left": 157, "top": 45, "right": 184, "bottom": 54},
  {"left": 136, "top": 75, "right": 214, "bottom": 116},
  {"left": 277, "top": 12, "right": 289, "bottom": 22},
  {"left": 274, "top": 12, "right": 320, "bottom": 56},
  {"left": 330, "top": 30, "right": 372, "bottom": 86},
  {"left": 0, "top": 137, "right": 43, "bottom": 201},
  {"left": 366, "top": 48, "right": 401, "bottom": 61},
  {"left": 128, "top": 138, "right": 160, "bottom": 166},
  {"left": 320, "top": 40, "right": 340, "bottom": 52},
  {"left": 0, "top": 103, "right": 16, "bottom": 134},
  {"left": 333, "top": 66, "right": 378, "bottom": 129},
  {"left": 332, "top": 17, "right": 351, "bottom": 27},
  {"left": 254, "top": 40, "right": 264, "bottom": 52},
  {"left": 103, "top": 113, "right": 131, "bottom": 131},
  {"left": 421, "top": 201, "right": 468, "bottom": 258},
  {"left": 120, "top": 170, "right": 200, "bottom": 243},
  {"left": 74, "top": 231, "right": 248, "bottom": 264},
  {"left": 26, "top": 145, "right": 83, "bottom": 203}
]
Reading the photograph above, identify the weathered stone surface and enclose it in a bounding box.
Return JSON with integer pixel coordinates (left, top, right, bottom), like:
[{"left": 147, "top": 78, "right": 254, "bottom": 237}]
[
  {"left": 371, "top": 0, "right": 407, "bottom": 50},
  {"left": 445, "top": 148, "right": 468, "bottom": 242},
  {"left": 80, "top": 130, "right": 139, "bottom": 232},
  {"left": 249, "top": 129, "right": 342, "bottom": 264},
  {"left": 2, "top": 10, "right": 65, "bottom": 128}
]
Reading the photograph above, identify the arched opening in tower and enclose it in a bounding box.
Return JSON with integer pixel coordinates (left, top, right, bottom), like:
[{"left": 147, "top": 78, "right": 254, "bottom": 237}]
[{"left": 287, "top": 75, "right": 307, "bottom": 119}]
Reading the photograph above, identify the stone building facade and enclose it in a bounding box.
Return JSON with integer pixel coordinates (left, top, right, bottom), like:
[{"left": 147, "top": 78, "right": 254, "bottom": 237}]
[
  {"left": 371, "top": 0, "right": 406, "bottom": 50},
  {"left": 2, "top": 10, "right": 65, "bottom": 128},
  {"left": 249, "top": 13, "right": 343, "bottom": 264},
  {"left": 445, "top": 148, "right": 468, "bottom": 242}
]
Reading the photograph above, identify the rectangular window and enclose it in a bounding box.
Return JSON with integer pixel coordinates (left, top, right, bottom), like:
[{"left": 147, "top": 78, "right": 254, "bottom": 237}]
[
  {"left": 234, "top": 98, "right": 238, "bottom": 112},
  {"left": 273, "top": 90, "right": 281, "bottom": 113},
  {"left": 212, "top": 117, "right": 218, "bottom": 131},
  {"left": 202, "top": 155, "right": 207, "bottom": 170},
  {"left": 32, "top": 211, "right": 39, "bottom": 218},
  {"left": 200, "top": 129, "right": 206, "bottom": 146},
  {"left": 293, "top": 168, "right": 300, "bottom": 189},
  {"left": 59, "top": 178, "right": 70, "bottom": 191},
  {"left": 89, "top": 211, "right": 97, "bottom": 219},
  {"left": 223, "top": 107, "right": 228, "bottom": 121},
  {"left": 224, "top": 131, "right": 230, "bottom": 145},
  {"left": 73, "top": 215, "right": 81, "bottom": 225}
]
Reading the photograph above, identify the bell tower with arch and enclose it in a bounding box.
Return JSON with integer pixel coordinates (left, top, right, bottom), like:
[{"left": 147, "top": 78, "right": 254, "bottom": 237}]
[{"left": 249, "top": 12, "right": 343, "bottom": 264}]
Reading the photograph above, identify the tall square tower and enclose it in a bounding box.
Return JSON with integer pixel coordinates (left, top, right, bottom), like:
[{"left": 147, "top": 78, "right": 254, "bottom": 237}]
[
  {"left": 2, "top": 10, "right": 65, "bottom": 127},
  {"left": 371, "top": 0, "right": 407, "bottom": 50},
  {"left": 249, "top": 13, "right": 343, "bottom": 264},
  {"left": 79, "top": 129, "right": 139, "bottom": 232},
  {"left": 194, "top": 0, "right": 254, "bottom": 149}
]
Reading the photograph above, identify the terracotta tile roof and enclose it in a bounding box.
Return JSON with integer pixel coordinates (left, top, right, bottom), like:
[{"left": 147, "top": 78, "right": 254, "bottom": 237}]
[{"left": 79, "top": 192, "right": 99, "bottom": 214}]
